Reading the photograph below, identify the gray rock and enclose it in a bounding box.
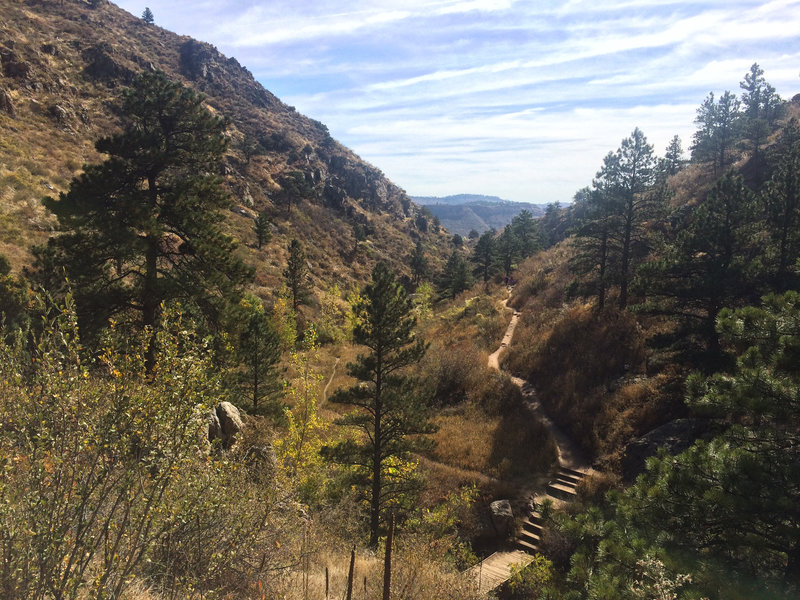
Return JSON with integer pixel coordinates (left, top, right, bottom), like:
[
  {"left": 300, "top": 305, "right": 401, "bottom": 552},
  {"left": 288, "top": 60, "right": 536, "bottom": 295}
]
[
  {"left": 216, "top": 401, "right": 244, "bottom": 448},
  {"left": 0, "top": 89, "right": 14, "bottom": 117},
  {"left": 489, "top": 499, "right": 514, "bottom": 537}
]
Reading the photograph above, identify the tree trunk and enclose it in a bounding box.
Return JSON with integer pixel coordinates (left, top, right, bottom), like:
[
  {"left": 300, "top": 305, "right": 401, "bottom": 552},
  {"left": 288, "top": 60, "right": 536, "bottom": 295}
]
[
  {"left": 143, "top": 175, "right": 160, "bottom": 373},
  {"left": 370, "top": 356, "right": 383, "bottom": 548}
]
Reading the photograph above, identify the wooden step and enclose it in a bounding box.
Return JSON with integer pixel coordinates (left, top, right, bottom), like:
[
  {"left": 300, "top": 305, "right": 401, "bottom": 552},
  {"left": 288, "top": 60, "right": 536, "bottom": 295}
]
[
  {"left": 546, "top": 481, "right": 578, "bottom": 500},
  {"left": 553, "top": 475, "right": 579, "bottom": 489},
  {"left": 555, "top": 470, "right": 582, "bottom": 485},
  {"left": 521, "top": 520, "right": 543, "bottom": 535},
  {"left": 559, "top": 466, "right": 586, "bottom": 479},
  {"left": 516, "top": 538, "right": 539, "bottom": 553}
]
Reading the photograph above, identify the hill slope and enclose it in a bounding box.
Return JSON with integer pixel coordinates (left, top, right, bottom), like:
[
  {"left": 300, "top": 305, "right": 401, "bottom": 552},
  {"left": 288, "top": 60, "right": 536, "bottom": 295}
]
[
  {"left": 0, "top": 0, "right": 450, "bottom": 300},
  {"left": 413, "top": 195, "right": 546, "bottom": 235}
]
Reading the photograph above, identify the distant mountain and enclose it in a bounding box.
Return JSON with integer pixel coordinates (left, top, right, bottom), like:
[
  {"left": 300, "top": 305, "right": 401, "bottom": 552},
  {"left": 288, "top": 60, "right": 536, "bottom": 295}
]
[{"left": 412, "top": 195, "right": 547, "bottom": 236}]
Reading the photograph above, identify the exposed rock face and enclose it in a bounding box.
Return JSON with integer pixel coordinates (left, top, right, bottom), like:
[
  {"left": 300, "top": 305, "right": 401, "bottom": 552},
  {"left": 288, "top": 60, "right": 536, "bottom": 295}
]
[
  {"left": 82, "top": 42, "right": 133, "bottom": 83},
  {"left": 207, "top": 409, "right": 222, "bottom": 443},
  {"left": 489, "top": 499, "right": 515, "bottom": 537},
  {"left": 0, "top": 47, "right": 30, "bottom": 79},
  {"left": 622, "top": 418, "right": 708, "bottom": 482},
  {"left": 0, "top": 89, "right": 14, "bottom": 116},
  {"left": 215, "top": 401, "right": 244, "bottom": 448}
]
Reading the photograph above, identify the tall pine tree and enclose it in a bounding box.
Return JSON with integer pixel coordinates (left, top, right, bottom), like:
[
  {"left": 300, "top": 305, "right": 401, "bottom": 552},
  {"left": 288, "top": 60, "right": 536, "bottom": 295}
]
[
  {"left": 38, "top": 70, "right": 252, "bottom": 359},
  {"left": 634, "top": 171, "right": 760, "bottom": 365},
  {"left": 324, "top": 263, "right": 435, "bottom": 547}
]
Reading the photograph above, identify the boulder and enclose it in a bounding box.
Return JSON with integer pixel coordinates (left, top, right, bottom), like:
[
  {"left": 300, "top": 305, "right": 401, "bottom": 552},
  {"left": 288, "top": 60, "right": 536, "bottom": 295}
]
[
  {"left": 207, "top": 409, "right": 221, "bottom": 443},
  {"left": 489, "top": 499, "right": 514, "bottom": 537},
  {"left": 216, "top": 401, "right": 244, "bottom": 448}
]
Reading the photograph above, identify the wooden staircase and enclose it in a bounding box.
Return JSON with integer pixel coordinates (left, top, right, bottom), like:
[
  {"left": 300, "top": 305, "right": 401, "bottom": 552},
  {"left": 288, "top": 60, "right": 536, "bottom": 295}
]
[{"left": 515, "top": 466, "right": 585, "bottom": 553}]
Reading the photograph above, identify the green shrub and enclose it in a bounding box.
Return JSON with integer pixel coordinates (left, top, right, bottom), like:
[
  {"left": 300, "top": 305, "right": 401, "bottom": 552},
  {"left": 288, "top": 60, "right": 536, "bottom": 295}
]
[{"left": 0, "top": 294, "right": 293, "bottom": 599}]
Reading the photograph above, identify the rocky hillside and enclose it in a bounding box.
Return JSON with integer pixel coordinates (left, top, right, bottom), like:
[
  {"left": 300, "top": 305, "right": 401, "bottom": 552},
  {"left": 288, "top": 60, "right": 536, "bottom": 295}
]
[{"left": 0, "top": 0, "right": 450, "bottom": 300}]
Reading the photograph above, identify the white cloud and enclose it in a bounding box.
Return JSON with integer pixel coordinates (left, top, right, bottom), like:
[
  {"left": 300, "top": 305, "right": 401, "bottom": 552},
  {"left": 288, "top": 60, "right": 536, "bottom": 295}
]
[{"left": 112, "top": 0, "right": 800, "bottom": 202}]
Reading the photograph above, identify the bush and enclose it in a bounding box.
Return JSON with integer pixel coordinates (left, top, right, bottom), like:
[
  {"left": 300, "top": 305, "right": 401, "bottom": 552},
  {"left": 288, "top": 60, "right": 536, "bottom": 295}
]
[{"left": 0, "top": 294, "right": 295, "bottom": 599}]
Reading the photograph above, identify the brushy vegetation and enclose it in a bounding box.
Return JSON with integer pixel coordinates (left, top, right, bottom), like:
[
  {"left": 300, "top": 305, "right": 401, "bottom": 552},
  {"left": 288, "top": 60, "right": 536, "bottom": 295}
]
[{"left": 0, "top": 296, "right": 300, "bottom": 599}]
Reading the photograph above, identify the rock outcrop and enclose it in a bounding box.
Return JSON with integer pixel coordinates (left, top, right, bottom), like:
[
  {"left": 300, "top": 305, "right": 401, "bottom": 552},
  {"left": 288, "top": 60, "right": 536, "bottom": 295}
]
[
  {"left": 215, "top": 401, "right": 244, "bottom": 448},
  {"left": 489, "top": 499, "right": 515, "bottom": 537}
]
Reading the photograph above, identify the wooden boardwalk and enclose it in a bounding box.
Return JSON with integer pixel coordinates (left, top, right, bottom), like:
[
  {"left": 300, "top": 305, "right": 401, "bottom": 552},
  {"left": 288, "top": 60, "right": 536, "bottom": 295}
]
[
  {"left": 464, "top": 550, "right": 533, "bottom": 595},
  {"left": 464, "top": 296, "right": 590, "bottom": 595}
]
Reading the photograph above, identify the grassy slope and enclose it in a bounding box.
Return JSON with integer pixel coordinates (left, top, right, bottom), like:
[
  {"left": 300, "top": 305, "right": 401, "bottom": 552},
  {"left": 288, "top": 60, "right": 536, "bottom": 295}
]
[{"left": 0, "top": 0, "right": 452, "bottom": 305}]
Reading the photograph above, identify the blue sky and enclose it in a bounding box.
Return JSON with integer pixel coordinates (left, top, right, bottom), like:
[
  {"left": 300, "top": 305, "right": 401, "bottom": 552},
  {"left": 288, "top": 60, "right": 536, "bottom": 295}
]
[{"left": 114, "top": 1, "right": 800, "bottom": 204}]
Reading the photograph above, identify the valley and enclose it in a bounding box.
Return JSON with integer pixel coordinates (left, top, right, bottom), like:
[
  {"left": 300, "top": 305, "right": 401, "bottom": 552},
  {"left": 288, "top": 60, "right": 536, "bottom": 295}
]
[{"left": 0, "top": 2, "right": 799, "bottom": 599}]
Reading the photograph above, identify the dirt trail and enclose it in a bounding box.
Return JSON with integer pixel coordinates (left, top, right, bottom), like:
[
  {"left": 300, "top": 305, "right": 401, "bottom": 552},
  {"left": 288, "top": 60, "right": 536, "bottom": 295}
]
[
  {"left": 323, "top": 357, "right": 340, "bottom": 402},
  {"left": 488, "top": 299, "right": 589, "bottom": 471},
  {"left": 466, "top": 295, "right": 592, "bottom": 595}
]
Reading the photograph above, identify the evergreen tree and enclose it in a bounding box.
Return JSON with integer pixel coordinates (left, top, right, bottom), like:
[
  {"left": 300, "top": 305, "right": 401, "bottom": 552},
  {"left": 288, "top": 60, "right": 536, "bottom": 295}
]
[
  {"left": 624, "top": 291, "right": 800, "bottom": 591},
  {"left": 440, "top": 250, "right": 471, "bottom": 299},
  {"left": 409, "top": 241, "right": 429, "bottom": 284},
  {"left": 691, "top": 90, "right": 741, "bottom": 174},
  {"left": 569, "top": 184, "right": 619, "bottom": 310},
  {"left": 38, "top": 70, "right": 252, "bottom": 360},
  {"left": 254, "top": 210, "right": 271, "bottom": 250},
  {"left": 740, "top": 63, "right": 783, "bottom": 153},
  {"left": 634, "top": 171, "right": 759, "bottom": 364},
  {"left": 470, "top": 230, "right": 496, "bottom": 283},
  {"left": 238, "top": 297, "right": 280, "bottom": 411},
  {"left": 662, "top": 134, "right": 684, "bottom": 176},
  {"left": 603, "top": 127, "right": 658, "bottom": 309},
  {"left": 496, "top": 227, "right": 519, "bottom": 279},
  {"left": 510, "top": 209, "right": 539, "bottom": 259},
  {"left": 540, "top": 201, "right": 565, "bottom": 248},
  {"left": 278, "top": 171, "right": 311, "bottom": 217},
  {"left": 763, "top": 118, "right": 800, "bottom": 289},
  {"left": 141, "top": 7, "right": 154, "bottom": 24},
  {"left": 323, "top": 263, "right": 434, "bottom": 547},
  {"left": 283, "top": 239, "right": 310, "bottom": 310}
]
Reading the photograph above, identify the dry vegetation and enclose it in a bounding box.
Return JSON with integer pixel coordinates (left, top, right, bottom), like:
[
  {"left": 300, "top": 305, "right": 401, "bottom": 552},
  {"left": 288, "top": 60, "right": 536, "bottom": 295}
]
[
  {"left": 504, "top": 245, "right": 684, "bottom": 469},
  {"left": 0, "top": 0, "right": 453, "bottom": 295}
]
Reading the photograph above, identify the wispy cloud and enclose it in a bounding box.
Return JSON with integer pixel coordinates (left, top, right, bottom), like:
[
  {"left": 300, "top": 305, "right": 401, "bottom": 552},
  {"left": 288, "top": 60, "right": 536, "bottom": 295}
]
[{"left": 114, "top": 0, "right": 800, "bottom": 202}]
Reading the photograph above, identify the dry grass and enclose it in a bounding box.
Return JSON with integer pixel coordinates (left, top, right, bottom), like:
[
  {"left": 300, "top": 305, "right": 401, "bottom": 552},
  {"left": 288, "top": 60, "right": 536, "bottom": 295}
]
[{"left": 430, "top": 402, "right": 556, "bottom": 481}]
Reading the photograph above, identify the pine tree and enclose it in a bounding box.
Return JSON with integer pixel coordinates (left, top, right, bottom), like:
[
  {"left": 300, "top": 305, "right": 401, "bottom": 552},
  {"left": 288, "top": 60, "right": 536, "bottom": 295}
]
[
  {"left": 323, "top": 263, "right": 434, "bottom": 547},
  {"left": 409, "top": 241, "right": 429, "bottom": 284},
  {"left": 283, "top": 239, "right": 310, "bottom": 310},
  {"left": 510, "top": 209, "right": 539, "bottom": 259},
  {"left": 663, "top": 135, "right": 684, "bottom": 176},
  {"left": 38, "top": 70, "right": 252, "bottom": 360},
  {"left": 740, "top": 63, "right": 783, "bottom": 153},
  {"left": 141, "top": 7, "right": 154, "bottom": 24},
  {"left": 603, "top": 127, "right": 658, "bottom": 309},
  {"left": 254, "top": 210, "right": 271, "bottom": 250},
  {"left": 634, "top": 171, "right": 759, "bottom": 365},
  {"left": 624, "top": 291, "right": 800, "bottom": 589},
  {"left": 238, "top": 297, "right": 280, "bottom": 412},
  {"left": 763, "top": 118, "right": 800, "bottom": 289},
  {"left": 470, "top": 230, "right": 496, "bottom": 283},
  {"left": 496, "top": 227, "right": 519, "bottom": 279},
  {"left": 691, "top": 91, "right": 741, "bottom": 174},
  {"left": 440, "top": 250, "right": 471, "bottom": 299}
]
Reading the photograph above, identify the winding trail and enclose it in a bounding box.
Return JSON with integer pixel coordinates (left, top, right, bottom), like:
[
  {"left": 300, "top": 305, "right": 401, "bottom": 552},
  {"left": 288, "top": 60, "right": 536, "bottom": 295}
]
[
  {"left": 488, "top": 299, "right": 589, "bottom": 470},
  {"left": 465, "top": 295, "right": 590, "bottom": 595},
  {"left": 323, "top": 357, "right": 340, "bottom": 402}
]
